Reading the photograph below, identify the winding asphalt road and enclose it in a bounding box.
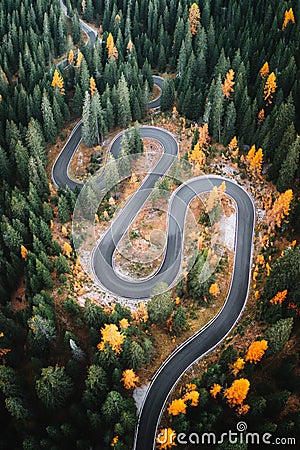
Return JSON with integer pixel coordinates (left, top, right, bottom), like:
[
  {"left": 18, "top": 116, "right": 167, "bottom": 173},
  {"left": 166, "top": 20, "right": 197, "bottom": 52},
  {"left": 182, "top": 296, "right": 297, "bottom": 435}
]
[{"left": 54, "top": 3, "right": 255, "bottom": 449}]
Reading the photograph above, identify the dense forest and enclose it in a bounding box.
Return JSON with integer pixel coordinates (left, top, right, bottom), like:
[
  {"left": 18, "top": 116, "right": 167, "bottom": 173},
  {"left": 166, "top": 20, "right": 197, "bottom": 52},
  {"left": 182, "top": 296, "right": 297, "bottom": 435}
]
[{"left": 0, "top": 0, "right": 299, "bottom": 449}]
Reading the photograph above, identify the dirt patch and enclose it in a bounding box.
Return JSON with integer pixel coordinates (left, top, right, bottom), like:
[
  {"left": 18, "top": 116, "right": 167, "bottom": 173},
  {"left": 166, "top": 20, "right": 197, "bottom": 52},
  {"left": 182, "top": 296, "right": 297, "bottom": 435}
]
[{"left": 10, "top": 276, "right": 27, "bottom": 311}]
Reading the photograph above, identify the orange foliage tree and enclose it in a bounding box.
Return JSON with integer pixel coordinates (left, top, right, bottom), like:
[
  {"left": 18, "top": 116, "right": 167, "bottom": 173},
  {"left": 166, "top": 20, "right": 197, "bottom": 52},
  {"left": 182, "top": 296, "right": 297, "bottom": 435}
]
[
  {"left": 267, "top": 189, "right": 293, "bottom": 230},
  {"left": 0, "top": 332, "right": 10, "bottom": 361},
  {"left": 189, "top": 142, "right": 206, "bottom": 169},
  {"left": 222, "top": 69, "right": 235, "bottom": 99},
  {"left": 209, "top": 283, "right": 220, "bottom": 296},
  {"left": 167, "top": 398, "right": 187, "bottom": 416},
  {"left": 264, "top": 72, "right": 277, "bottom": 105},
  {"left": 183, "top": 390, "right": 199, "bottom": 406},
  {"left": 224, "top": 378, "right": 250, "bottom": 407},
  {"left": 68, "top": 49, "right": 74, "bottom": 65},
  {"left": 270, "top": 290, "right": 288, "bottom": 305},
  {"left": 107, "top": 33, "right": 118, "bottom": 60},
  {"left": 258, "top": 109, "right": 265, "bottom": 124},
  {"left": 210, "top": 383, "right": 222, "bottom": 398},
  {"left": 63, "top": 242, "right": 73, "bottom": 258},
  {"left": 51, "top": 70, "right": 65, "bottom": 95},
  {"left": 246, "top": 145, "right": 263, "bottom": 175},
  {"left": 230, "top": 357, "right": 245, "bottom": 376},
  {"left": 156, "top": 428, "right": 176, "bottom": 450},
  {"left": 282, "top": 8, "right": 295, "bottom": 31},
  {"left": 121, "top": 369, "right": 139, "bottom": 389},
  {"left": 189, "top": 3, "right": 201, "bottom": 35},
  {"left": 20, "top": 244, "right": 28, "bottom": 260},
  {"left": 245, "top": 340, "right": 268, "bottom": 364},
  {"left": 260, "top": 62, "right": 270, "bottom": 78},
  {"left": 76, "top": 51, "right": 83, "bottom": 67},
  {"left": 97, "top": 324, "right": 125, "bottom": 354},
  {"left": 237, "top": 404, "right": 250, "bottom": 415},
  {"left": 89, "top": 77, "right": 97, "bottom": 96},
  {"left": 228, "top": 136, "right": 239, "bottom": 158},
  {"left": 198, "top": 123, "right": 210, "bottom": 149},
  {"left": 110, "top": 436, "right": 118, "bottom": 447}
]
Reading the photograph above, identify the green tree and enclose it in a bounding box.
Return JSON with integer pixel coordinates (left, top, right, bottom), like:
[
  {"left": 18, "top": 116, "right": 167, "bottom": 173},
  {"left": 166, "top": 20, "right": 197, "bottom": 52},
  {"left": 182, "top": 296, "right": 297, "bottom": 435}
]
[
  {"left": 82, "top": 91, "right": 92, "bottom": 146},
  {"left": 147, "top": 282, "right": 173, "bottom": 324},
  {"left": 117, "top": 73, "right": 132, "bottom": 127},
  {"left": 105, "top": 154, "right": 120, "bottom": 194},
  {"left": 172, "top": 307, "right": 187, "bottom": 335},
  {"left": 265, "top": 318, "right": 294, "bottom": 356},
  {"left": 84, "top": 299, "right": 107, "bottom": 329},
  {"left": 36, "top": 365, "right": 73, "bottom": 409},
  {"left": 160, "top": 79, "right": 175, "bottom": 111},
  {"left": 127, "top": 341, "right": 145, "bottom": 370},
  {"left": 101, "top": 391, "right": 125, "bottom": 423},
  {"left": 276, "top": 136, "right": 300, "bottom": 192},
  {"left": 85, "top": 364, "right": 108, "bottom": 395},
  {"left": 41, "top": 91, "right": 57, "bottom": 143},
  {"left": 5, "top": 397, "right": 31, "bottom": 420}
]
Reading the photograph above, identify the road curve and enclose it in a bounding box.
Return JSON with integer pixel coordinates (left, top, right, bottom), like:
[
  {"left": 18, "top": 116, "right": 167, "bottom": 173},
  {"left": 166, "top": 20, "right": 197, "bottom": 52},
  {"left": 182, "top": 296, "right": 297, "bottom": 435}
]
[
  {"left": 132, "top": 175, "right": 255, "bottom": 450},
  {"left": 55, "top": 124, "right": 255, "bottom": 447},
  {"left": 148, "top": 76, "right": 164, "bottom": 110},
  {"left": 55, "top": 3, "right": 255, "bottom": 449}
]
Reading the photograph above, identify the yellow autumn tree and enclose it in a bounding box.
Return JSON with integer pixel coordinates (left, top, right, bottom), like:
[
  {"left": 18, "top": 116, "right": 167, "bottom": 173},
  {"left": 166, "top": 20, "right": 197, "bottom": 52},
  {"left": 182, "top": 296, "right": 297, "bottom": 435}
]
[
  {"left": 167, "top": 398, "right": 187, "bottom": 416},
  {"left": 206, "top": 186, "right": 220, "bottom": 213},
  {"left": 183, "top": 390, "right": 199, "bottom": 406},
  {"left": 252, "top": 147, "right": 263, "bottom": 174},
  {"left": 119, "top": 318, "right": 130, "bottom": 329},
  {"left": 156, "top": 428, "right": 176, "bottom": 450},
  {"left": 264, "top": 72, "right": 277, "bottom": 105},
  {"left": 76, "top": 51, "right": 83, "bottom": 67},
  {"left": 127, "top": 39, "right": 134, "bottom": 53},
  {"left": 63, "top": 242, "right": 73, "bottom": 258},
  {"left": 189, "top": 142, "right": 206, "bottom": 169},
  {"left": 237, "top": 404, "right": 250, "bottom": 415},
  {"left": 260, "top": 62, "right": 270, "bottom": 78},
  {"left": 110, "top": 436, "right": 118, "bottom": 447},
  {"left": 224, "top": 378, "right": 250, "bottom": 407},
  {"left": 258, "top": 109, "right": 265, "bottom": 124},
  {"left": 246, "top": 145, "right": 263, "bottom": 175},
  {"left": 61, "top": 226, "right": 68, "bottom": 236},
  {"left": 107, "top": 33, "right": 118, "bottom": 60},
  {"left": 189, "top": 3, "right": 201, "bottom": 35},
  {"left": 209, "top": 283, "right": 220, "bottom": 296},
  {"left": 198, "top": 123, "right": 210, "bottom": 149},
  {"left": 210, "top": 383, "right": 222, "bottom": 398},
  {"left": 121, "top": 369, "right": 139, "bottom": 389},
  {"left": 267, "top": 189, "right": 293, "bottom": 230},
  {"left": 51, "top": 69, "right": 65, "bottom": 95},
  {"left": 21, "top": 244, "right": 28, "bottom": 260},
  {"left": 228, "top": 136, "right": 239, "bottom": 158},
  {"left": 230, "top": 358, "right": 245, "bottom": 376},
  {"left": 270, "top": 290, "right": 288, "bottom": 306},
  {"left": 89, "top": 77, "right": 97, "bottom": 96},
  {"left": 68, "top": 49, "right": 74, "bottom": 65},
  {"left": 0, "top": 69, "right": 8, "bottom": 84},
  {"left": 222, "top": 69, "right": 235, "bottom": 99},
  {"left": 245, "top": 340, "right": 268, "bottom": 364},
  {"left": 97, "top": 324, "right": 125, "bottom": 354},
  {"left": 282, "top": 8, "right": 295, "bottom": 31},
  {"left": 0, "top": 332, "right": 10, "bottom": 360}
]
